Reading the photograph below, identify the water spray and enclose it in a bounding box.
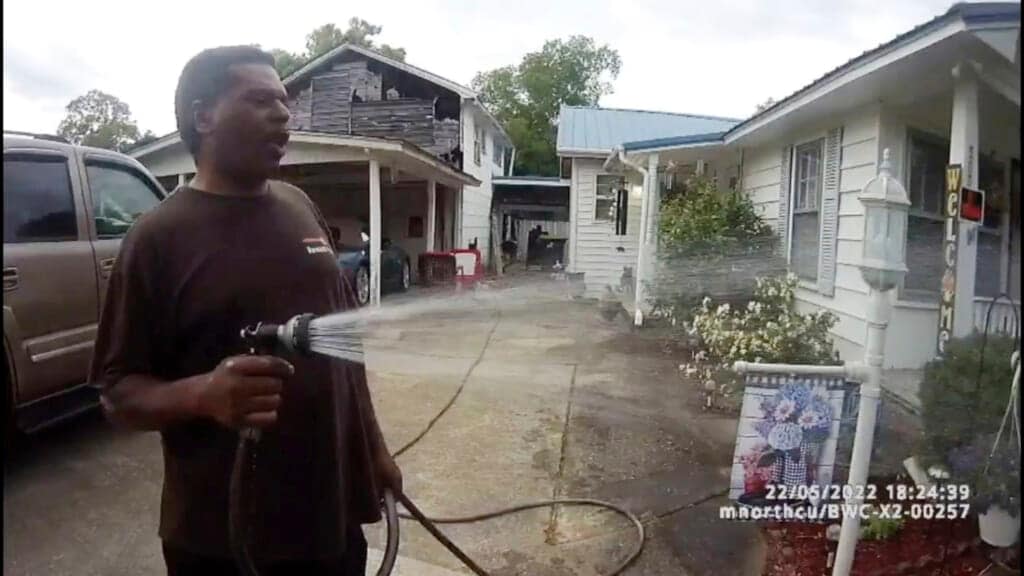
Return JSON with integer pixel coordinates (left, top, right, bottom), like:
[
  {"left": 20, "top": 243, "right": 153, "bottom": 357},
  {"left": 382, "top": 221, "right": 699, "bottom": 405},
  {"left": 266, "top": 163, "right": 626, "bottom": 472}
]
[{"left": 230, "top": 287, "right": 646, "bottom": 576}]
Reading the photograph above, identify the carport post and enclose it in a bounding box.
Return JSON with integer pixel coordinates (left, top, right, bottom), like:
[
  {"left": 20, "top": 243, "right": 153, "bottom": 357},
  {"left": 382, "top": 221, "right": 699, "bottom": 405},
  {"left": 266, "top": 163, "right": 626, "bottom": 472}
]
[
  {"left": 426, "top": 179, "right": 437, "bottom": 252},
  {"left": 369, "top": 158, "right": 382, "bottom": 307}
]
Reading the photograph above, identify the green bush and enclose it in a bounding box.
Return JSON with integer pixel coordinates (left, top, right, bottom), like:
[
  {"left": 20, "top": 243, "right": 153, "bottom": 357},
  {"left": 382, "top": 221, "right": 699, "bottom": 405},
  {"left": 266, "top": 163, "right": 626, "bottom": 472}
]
[
  {"left": 919, "top": 334, "right": 1020, "bottom": 514},
  {"left": 649, "top": 175, "right": 780, "bottom": 329},
  {"left": 658, "top": 175, "right": 774, "bottom": 255},
  {"left": 919, "top": 334, "right": 1018, "bottom": 468}
]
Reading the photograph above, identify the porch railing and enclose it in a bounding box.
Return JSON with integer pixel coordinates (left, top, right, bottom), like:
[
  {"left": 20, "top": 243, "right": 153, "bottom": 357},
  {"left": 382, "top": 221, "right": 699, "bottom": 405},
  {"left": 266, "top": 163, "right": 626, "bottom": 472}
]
[{"left": 973, "top": 296, "right": 1021, "bottom": 336}]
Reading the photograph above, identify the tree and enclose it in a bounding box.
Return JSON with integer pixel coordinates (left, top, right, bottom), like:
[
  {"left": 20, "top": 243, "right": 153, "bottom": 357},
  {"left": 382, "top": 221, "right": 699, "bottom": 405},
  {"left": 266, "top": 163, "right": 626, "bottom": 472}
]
[
  {"left": 472, "top": 36, "right": 621, "bottom": 176},
  {"left": 755, "top": 98, "right": 777, "bottom": 114},
  {"left": 271, "top": 18, "right": 406, "bottom": 78},
  {"left": 271, "top": 48, "right": 306, "bottom": 78},
  {"left": 57, "top": 90, "right": 142, "bottom": 152}
]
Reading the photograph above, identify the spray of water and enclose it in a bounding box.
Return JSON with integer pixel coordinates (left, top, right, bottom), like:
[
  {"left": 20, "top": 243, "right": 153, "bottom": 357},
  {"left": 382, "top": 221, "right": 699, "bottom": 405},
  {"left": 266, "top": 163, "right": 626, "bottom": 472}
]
[{"left": 306, "top": 280, "right": 572, "bottom": 363}]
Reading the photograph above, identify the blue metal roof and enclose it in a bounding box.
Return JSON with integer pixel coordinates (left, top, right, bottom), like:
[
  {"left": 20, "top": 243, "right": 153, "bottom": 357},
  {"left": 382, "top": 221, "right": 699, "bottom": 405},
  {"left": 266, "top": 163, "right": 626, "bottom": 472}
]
[
  {"left": 556, "top": 106, "right": 740, "bottom": 154},
  {"left": 622, "top": 131, "right": 727, "bottom": 152}
]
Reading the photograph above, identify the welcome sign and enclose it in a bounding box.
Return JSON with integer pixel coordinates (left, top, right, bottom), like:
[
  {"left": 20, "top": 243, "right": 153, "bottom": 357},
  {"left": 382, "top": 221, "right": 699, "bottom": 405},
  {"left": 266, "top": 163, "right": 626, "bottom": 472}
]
[{"left": 937, "top": 165, "right": 962, "bottom": 355}]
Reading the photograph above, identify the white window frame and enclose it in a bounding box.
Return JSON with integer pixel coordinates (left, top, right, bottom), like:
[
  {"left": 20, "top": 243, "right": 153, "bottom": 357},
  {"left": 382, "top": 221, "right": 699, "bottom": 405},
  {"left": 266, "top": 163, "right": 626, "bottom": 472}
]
[
  {"left": 786, "top": 135, "right": 826, "bottom": 288},
  {"left": 595, "top": 174, "right": 624, "bottom": 224}
]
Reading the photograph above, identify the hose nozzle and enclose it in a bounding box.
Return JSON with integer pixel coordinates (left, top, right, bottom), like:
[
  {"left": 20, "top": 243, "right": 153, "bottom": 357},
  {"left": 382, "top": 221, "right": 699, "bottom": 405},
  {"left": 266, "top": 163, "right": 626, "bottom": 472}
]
[{"left": 240, "top": 313, "right": 316, "bottom": 356}]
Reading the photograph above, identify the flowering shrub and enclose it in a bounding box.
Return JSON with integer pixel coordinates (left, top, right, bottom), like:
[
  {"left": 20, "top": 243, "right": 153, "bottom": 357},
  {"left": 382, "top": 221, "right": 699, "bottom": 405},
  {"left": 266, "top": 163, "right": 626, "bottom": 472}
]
[{"left": 691, "top": 274, "right": 838, "bottom": 366}]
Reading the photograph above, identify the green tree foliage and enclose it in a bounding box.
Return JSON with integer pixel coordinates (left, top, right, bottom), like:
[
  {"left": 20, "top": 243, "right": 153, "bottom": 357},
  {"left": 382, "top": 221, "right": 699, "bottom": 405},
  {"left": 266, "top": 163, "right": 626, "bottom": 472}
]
[
  {"left": 649, "top": 176, "right": 780, "bottom": 329},
  {"left": 272, "top": 18, "right": 406, "bottom": 78},
  {"left": 659, "top": 175, "right": 775, "bottom": 255},
  {"left": 472, "top": 36, "right": 621, "bottom": 176},
  {"left": 57, "top": 90, "right": 143, "bottom": 152}
]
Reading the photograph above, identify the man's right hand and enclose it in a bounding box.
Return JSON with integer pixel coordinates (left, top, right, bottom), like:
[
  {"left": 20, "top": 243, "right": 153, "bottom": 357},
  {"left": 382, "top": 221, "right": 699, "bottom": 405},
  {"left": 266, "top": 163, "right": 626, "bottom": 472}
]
[{"left": 195, "top": 355, "right": 294, "bottom": 429}]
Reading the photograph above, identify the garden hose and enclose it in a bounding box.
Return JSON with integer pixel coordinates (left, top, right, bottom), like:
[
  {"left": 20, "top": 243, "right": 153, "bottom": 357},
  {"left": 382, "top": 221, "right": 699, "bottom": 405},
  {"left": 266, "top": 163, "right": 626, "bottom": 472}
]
[{"left": 230, "top": 312, "right": 647, "bottom": 576}]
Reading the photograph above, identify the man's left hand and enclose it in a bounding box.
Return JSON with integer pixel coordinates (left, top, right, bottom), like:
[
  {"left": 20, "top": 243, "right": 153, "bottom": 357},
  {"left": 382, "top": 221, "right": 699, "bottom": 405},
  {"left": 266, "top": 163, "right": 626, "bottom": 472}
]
[{"left": 376, "top": 451, "right": 403, "bottom": 497}]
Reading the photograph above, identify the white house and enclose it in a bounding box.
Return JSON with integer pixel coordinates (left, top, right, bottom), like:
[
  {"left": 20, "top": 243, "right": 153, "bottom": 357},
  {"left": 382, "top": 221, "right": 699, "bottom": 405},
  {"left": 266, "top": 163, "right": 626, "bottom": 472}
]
[
  {"left": 556, "top": 106, "right": 742, "bottom": 296},
  {"left": 569, "top": 2, "right": 1020, "bottom": 370},
  {"left": 131, "top": 44, "right": 511, "bottom": 304}
]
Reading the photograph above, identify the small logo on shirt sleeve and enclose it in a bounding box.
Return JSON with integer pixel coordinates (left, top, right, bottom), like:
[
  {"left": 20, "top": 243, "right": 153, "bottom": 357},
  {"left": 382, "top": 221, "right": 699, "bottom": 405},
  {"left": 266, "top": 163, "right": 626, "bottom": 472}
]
[{"left": 303, "top": 237, "right": 333, "bottom": 255}]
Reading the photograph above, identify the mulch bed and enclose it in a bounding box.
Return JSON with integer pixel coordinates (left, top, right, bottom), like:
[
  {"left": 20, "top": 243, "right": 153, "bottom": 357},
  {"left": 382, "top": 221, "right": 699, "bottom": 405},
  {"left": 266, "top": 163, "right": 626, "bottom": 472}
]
[{"left": 760, "top": 518, "right": 1020, "bottom": 575}]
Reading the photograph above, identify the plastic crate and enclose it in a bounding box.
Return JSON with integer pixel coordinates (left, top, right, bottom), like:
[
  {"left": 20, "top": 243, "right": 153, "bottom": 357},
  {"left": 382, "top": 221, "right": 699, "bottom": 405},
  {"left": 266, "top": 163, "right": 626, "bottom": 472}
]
[{"left": 418, "top": 252, "right": 457, "bottom": 286}]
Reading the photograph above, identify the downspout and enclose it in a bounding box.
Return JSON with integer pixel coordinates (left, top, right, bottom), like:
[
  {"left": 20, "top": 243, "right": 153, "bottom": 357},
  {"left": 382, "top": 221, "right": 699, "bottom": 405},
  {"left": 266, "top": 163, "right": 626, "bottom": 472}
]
[{"left": 610, "top": 148, "right": 652, "bottom": 327}]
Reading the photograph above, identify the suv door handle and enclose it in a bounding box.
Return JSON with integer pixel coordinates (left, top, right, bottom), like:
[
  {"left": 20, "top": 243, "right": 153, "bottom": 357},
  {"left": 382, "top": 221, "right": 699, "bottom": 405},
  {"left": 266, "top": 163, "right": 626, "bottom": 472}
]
[
  {"left": 3, "top": 267, "right": 19, "bottom": 291},
  {"left": 99, "top": 258, "right": 116, "bottom": 278}
]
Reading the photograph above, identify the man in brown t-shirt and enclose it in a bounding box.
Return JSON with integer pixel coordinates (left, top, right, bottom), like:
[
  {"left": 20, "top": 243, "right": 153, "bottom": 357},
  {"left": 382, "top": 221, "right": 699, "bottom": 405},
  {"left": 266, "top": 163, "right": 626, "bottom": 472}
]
[{"left": 89, "top": 45, "right": 401, "bottom": 575}]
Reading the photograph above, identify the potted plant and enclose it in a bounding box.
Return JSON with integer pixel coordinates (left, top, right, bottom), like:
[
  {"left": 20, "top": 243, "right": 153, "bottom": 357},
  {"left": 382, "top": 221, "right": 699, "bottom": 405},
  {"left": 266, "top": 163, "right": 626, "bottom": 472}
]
[{"left": 948, "top": 434, "right": 1021, "bottom": 547}]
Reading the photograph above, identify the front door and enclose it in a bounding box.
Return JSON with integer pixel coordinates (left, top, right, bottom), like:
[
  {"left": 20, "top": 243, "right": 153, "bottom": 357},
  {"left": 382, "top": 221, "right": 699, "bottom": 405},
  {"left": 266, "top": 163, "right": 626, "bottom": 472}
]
[{"left": 3, "top": 149, "right": 98, "bottom": 402}]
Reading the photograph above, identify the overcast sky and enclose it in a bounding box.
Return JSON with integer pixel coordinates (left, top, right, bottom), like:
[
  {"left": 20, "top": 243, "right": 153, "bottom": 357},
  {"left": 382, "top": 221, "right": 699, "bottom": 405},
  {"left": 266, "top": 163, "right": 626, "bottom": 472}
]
[{"left": 4, "top": 0, "right": 964, "bottom": 137}]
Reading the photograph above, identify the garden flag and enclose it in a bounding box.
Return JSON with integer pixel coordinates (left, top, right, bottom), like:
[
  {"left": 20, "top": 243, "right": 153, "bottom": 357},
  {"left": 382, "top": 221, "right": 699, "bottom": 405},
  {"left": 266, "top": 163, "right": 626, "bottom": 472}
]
[{"left": 730, "top": 374, "right": 850, "bottom": 504}]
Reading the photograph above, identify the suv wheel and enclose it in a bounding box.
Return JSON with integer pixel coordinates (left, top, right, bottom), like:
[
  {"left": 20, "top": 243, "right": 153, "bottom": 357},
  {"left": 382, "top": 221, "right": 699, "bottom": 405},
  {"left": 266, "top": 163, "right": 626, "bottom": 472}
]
[{"left": 400, "top": 261, "right": 411, "bottom": 292}]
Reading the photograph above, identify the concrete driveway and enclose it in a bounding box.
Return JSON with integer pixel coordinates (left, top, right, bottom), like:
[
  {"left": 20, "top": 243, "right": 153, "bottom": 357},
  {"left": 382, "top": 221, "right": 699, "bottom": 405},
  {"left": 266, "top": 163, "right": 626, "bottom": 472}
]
[{"left": 4, "top": 276, "right": 762, "bottom": 575}]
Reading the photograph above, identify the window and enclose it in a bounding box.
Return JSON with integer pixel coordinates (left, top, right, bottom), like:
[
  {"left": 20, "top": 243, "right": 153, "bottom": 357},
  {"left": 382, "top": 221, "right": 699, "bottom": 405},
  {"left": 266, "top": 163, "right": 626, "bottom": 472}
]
[
  {"left": 86, "top": 162, "right": 162, "bottom": 238},
  {"left": 480, "top": 129, "right": 487, "bottom": 155},
  {"left": 903, "top": 131, "right": 948, "bottom": 300},
  {"left": 3, "top": 155, "right": 78, "bottom": 243},
  {"left": 473, "top": 130, "right": 481, "bottom": 166},
  {"left": 560, "top": 157, "right": 573, "bottom": 180},
  {"left": 492, "top": 143, "right": 503, "bottom": 167},
  {"left": 157, "top": 175, "right": 178, "bottom": 193},
  {"left": 790, "top": 139, "right": 824, "bottom": 280},
  {"left": 593, "top": 175, "right": 622, "bottom": 224}
]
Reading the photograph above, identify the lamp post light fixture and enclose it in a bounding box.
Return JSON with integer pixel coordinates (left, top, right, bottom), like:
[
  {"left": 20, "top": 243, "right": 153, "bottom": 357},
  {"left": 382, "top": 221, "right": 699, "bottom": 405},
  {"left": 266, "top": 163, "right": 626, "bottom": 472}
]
[
  {"left": 858, "top": 148, "right": 911, "bottom": 292},
  {"left": 832, "top": 148, "right": 910, "bottom": 576}
]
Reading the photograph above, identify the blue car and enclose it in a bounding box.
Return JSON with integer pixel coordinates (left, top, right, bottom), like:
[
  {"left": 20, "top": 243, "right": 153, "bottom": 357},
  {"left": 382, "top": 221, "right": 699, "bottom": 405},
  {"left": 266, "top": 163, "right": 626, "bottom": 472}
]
[{"left": 336, "top": 233, "right": 412, "bottom": 306}]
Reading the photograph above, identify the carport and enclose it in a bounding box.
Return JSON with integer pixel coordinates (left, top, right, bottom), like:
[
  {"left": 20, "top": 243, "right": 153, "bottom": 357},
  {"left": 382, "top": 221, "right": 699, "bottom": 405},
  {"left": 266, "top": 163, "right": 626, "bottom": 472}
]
[
  {"left": 492, "top": 176, "right": 570, "bottom": 268},
  {"left": 131, "top": 131, "right": 480, "bottom": 306}
]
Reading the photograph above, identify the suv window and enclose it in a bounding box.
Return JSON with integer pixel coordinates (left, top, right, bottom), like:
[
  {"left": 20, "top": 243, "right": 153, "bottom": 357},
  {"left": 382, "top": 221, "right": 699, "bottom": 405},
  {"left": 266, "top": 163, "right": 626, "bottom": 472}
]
[
  {"left": 3, "top": 155, "right": 78, "bottom": 243},
  {"left": 86, "top": 162, "right": 162, "bottom": 238}
]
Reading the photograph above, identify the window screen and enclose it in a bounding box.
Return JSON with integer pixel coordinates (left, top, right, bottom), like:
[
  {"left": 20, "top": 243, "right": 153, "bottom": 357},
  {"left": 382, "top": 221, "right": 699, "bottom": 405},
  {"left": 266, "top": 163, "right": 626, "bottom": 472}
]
[
  {"left": 790, "top": 139, "right": 824, "bottom": 280},
  {"left": 595, "top": 175, "right": 623, "bottom": 223},
  {"left": 3, "top": 155, "right": 78, "bottom": 243},
  {"left": 903, "top": 131, "right": 949, "bottom": 301}
]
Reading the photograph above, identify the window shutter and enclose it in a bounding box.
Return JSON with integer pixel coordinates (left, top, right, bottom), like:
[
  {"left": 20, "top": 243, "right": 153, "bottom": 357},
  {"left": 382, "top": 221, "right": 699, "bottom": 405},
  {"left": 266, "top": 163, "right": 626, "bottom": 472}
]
[
  {"left": 817, "top": 127, "right": 843, "bottom": 296},
  {"left": 778, "top": 146, "right": 793, "bottom": 260}
]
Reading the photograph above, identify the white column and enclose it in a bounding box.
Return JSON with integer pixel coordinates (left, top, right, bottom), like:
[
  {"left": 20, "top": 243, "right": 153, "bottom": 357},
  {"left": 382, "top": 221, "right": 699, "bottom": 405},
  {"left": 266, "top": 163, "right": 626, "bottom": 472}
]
[
  {"left": 369, "top": 158, "right": 382, "bottom": 308},
  {"left": 178, "top": 173, "right": 186, "bottom": 186},
  {"left": 568, "top": 160, "right": 578, "bottom": 272},
  {"left": 950, "top": 63, "right": 980, "bottom": 337},
  {"left": 426, "top": 179, "right": 437, "bottom": 252},
  {"left": 634, "top": 153, "right": 659, "bottom": 326}
]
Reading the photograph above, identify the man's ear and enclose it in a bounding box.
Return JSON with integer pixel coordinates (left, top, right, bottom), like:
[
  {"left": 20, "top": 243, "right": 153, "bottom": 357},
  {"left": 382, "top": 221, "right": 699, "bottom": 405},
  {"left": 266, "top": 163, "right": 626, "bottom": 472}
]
[{"left": 192, "top": 99, "right": 215, "bottom": 137}]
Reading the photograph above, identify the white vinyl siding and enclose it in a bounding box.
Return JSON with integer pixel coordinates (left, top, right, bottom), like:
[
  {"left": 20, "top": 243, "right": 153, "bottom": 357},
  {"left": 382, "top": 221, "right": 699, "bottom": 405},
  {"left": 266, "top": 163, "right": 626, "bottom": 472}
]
[
  {"left": 739, "top": 107, "right": 882, "bottom": 365},
  {"left": 571, "top": 158, "right": 642, "bottom": 297}
]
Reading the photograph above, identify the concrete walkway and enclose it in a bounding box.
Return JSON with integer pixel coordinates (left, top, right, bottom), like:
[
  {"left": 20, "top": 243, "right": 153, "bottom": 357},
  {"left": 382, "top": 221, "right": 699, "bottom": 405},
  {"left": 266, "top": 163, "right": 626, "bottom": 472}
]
[{"left": 4, "top": 277, "right": 762, "bottom": 576}]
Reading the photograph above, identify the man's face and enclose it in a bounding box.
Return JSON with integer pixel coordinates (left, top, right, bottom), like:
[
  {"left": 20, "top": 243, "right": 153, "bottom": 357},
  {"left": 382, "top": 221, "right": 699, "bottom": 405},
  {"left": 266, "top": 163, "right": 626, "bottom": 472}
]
[{"left": 199, "top": 63, "right": 291, "bottom": 179}]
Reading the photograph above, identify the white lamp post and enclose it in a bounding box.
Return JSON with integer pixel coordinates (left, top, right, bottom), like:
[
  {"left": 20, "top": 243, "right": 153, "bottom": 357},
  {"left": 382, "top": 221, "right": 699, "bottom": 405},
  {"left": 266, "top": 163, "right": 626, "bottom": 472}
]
[{"left": 832, "top": 148, "right": 910, "bottom": 576}]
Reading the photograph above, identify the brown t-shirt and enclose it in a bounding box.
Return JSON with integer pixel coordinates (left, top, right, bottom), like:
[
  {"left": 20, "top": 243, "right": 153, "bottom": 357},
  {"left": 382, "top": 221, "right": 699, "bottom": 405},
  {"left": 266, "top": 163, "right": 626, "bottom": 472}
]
[{"left": 89, "top": 181, "right": 383, "bottom": 561}]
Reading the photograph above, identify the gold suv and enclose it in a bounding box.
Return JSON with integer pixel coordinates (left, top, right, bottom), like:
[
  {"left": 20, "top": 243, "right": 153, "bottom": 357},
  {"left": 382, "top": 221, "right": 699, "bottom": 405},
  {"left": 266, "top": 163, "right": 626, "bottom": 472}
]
[{"left": 3, "top": 131, "right": 166, "bottom": 440}]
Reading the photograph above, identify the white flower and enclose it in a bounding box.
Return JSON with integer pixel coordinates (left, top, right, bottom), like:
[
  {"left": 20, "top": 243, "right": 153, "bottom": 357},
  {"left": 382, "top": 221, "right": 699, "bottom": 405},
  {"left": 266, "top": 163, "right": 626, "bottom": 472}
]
[
  {"left": 774, "top": 398, "right": 797, "bottom": 421},
  {"left": 768, "top": 422, "right": 803, "bottom": 451}
]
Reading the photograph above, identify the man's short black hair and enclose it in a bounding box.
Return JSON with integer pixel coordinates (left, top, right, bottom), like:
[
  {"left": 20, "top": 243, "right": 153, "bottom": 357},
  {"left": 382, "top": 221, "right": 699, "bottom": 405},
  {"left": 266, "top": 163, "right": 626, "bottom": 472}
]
[{"left": 174, "top": 45, "right": 277, "bottom": 157}]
